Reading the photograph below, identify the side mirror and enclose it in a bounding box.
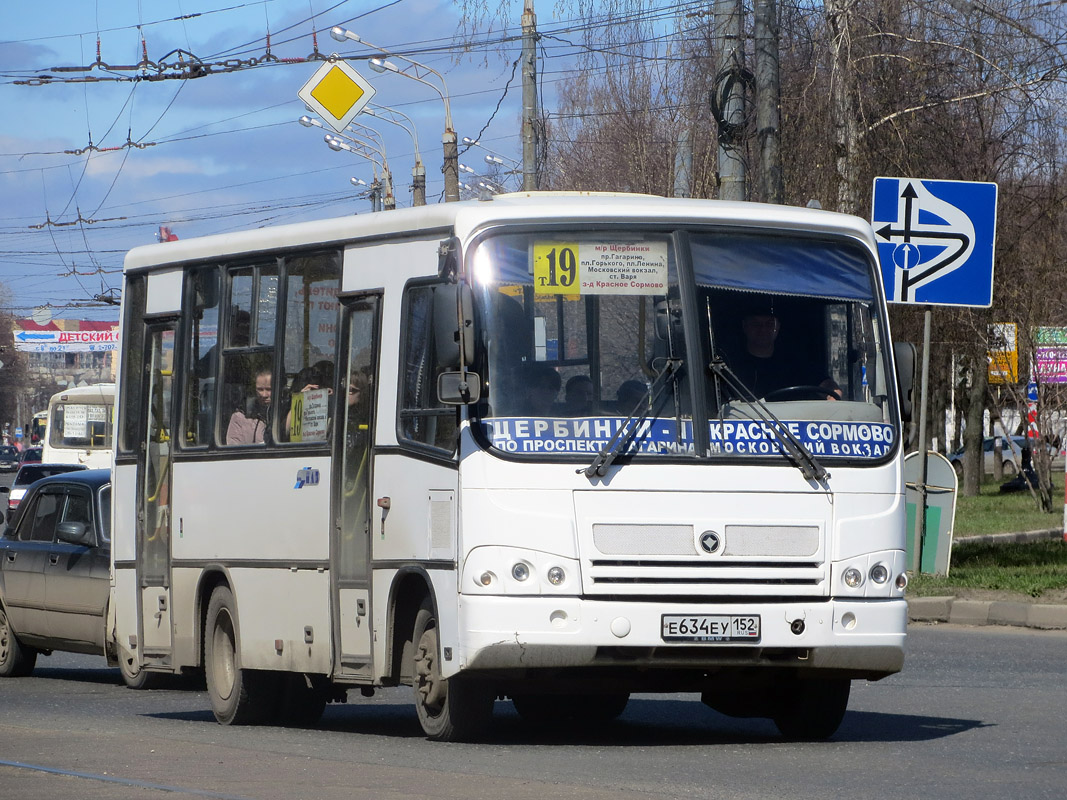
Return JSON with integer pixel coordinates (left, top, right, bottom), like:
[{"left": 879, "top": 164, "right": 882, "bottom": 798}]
[
  {"left": 893, "top": 341, "right": 916, "bottom": 422},
  {"left": 438, "top": 371, "right": 482, "bottom": 405},
  {"left": 56, "top": 520, "right": 94, "bottom": 547},
  {"left": 434, "top": 283, "right": 475, "bottom": 368}
]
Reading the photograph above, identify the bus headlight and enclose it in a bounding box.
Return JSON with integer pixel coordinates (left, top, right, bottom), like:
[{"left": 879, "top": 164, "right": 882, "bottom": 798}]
[
  {"left": 843, "top": 567, "right": 864, "bottom": 588},
  {"left": 511, "top": 562, "right": 531, "bottom": 581},
  {"left": 463, "top": 547, "right": 581, "bottom": 595},
  {"left": 869, "top": 563, "right": 890, "bottom": 584}
]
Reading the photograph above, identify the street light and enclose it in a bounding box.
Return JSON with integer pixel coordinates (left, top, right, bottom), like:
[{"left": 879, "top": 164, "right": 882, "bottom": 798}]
[
  {"left": 326, "top": 131, "right": 394, "bottom": 211},
  {"left": 365, "top": 104, "right": 425, "bottom": 206},
  {"left": 462, "top": 137, "right": 520, "bottom": 169},
  {"left": 332, "top": 25, "right": 458, "bottom": 202},
  {"left": 302, "top": 115, "right": 394, "bottom": 210},
  {"left": 323, "top": 133, "right": 392, "bottom": 212}
]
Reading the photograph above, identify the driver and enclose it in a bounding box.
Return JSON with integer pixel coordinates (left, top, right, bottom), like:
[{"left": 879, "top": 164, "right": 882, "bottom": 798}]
[{"left": 730, "top": 300, "right": 841, "bottom": 400}]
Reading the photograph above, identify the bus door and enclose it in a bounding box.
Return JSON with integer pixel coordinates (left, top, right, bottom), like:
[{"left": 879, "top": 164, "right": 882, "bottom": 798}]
[
  {"left": 332, "top": 294, "right": 380, "bottom": 677},
  {"left": 138, "top": 322, "right": 176, "bottom": 662}
]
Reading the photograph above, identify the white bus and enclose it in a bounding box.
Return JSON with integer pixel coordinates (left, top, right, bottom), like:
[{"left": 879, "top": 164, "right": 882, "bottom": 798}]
[
  {"left": 42, "top": 383, "right": 115, "bottom": 469},
  {"left": 111, "top": 193, "right": 912, "bottom": 741}
]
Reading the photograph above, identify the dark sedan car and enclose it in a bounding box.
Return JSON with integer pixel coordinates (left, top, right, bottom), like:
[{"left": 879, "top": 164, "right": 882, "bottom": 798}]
[
  {"left": 0, "top": 445, "right": 19, "bottom": 472},
  {"left": 0, "top": 470, "right": 154, "bottom": 688},
  {"left": 7, "top": 462, "right": 88, "bottom": 516}
]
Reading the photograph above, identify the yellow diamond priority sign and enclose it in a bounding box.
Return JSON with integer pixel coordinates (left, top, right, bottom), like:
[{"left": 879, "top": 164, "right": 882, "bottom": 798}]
[{"left": 298, "top": 58, "right": 376, "bottom": 133}]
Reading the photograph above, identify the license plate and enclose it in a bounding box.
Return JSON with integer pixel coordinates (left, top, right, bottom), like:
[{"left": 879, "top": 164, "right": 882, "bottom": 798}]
[{"left": 661, "top": 614, "right": 761, "bottom": 642}]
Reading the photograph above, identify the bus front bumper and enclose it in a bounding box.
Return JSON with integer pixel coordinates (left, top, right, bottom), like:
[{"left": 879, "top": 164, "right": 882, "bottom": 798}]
[{"left": 455, "top": 595, "right": 906, "bottom": 680}]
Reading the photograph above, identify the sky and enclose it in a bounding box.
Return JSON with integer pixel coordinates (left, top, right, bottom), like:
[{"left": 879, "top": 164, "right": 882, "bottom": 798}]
[{"left": 0, "top": 0, "right": 546, "bottom": 323}]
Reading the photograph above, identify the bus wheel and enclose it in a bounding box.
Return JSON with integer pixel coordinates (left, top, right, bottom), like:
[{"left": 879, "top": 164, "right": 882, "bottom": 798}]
[
  {"left": 0, "top": 605, "right": 37, "bottom": 677},
  {"left": 772, "top": 678, "right": 851, "bottom": 741},
  {"left": 118, "top": 647, "right": 163, "bottom": 690},
  {"left": 205, "top": 586, "right": 279, "bottom": 725},
  {"left": 411, "top": 599, "right": 493, "bottom": 742}
]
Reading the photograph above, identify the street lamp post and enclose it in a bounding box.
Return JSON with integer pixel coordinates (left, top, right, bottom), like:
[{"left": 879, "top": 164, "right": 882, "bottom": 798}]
[
  {"left": 365, "top": 104, "right": 425, "bottom": 206},
  {"left": 328, "top": 132, "right": 394, "bottom": 210},
  {"left": 302, "top": 115, "right": 394, "bottom": 210},
  {"left": 331, "top": 26, "right": 458, "bottom": 202}
]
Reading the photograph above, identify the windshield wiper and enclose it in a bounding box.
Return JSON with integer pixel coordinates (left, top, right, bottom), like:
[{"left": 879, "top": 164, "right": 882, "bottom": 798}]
[
  {"left": 707, "top": 355, "right": 830, "bottom": 483},
  {"left": 580, "top": 358, "right": 683, "bottom": 479}
]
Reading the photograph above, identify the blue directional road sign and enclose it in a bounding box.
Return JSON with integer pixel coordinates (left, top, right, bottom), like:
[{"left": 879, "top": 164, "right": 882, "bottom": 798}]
[{"left": 872, "top": 177, "right": 998, "bottom": 307}]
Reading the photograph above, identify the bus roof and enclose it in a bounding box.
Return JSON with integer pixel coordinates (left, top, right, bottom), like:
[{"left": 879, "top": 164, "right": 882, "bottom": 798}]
[
  {"left": 123, "top": 193, "right": 878, "bottom": 272},
  {"left": 49, "top": 384, "right": 116, "bottom": 402}
]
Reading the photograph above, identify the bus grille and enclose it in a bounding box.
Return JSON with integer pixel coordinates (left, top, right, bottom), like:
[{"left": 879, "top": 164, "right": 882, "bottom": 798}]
[{"left": 582, "top": 523, "right": 827, "bottom": 597}]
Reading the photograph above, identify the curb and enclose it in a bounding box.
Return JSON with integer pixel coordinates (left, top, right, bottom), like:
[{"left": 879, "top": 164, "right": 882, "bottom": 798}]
[
  {"left": 906, "top": 528, "right": 1067, "bottom": 630},
  {"left": 907, "top": 596, "right": 1067, "bottom": 630},
  {"left": 954, "top": 528, "right": 1067, "bottom": 547}
]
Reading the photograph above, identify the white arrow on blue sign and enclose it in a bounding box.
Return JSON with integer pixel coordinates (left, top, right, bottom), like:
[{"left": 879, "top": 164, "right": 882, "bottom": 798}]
[{"left": 871, "top": 177, "right": 998, "bottom": 307}]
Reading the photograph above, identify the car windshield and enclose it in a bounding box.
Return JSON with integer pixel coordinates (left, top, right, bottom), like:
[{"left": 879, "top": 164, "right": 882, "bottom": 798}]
[
  {"left": 0, "top": 447, "right": 16, "bottom": 457},
  {"left": 471, "top": 228, "right": 896, "bottom": 465}
]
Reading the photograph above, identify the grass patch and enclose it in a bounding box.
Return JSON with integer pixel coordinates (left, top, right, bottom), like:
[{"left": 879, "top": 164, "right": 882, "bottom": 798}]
[
  {"left": 953, "top": 474, "right": 1064, "bottom": 537},
  {"left": 909, "top": 539, "right": 1067, "bottom": 598}
]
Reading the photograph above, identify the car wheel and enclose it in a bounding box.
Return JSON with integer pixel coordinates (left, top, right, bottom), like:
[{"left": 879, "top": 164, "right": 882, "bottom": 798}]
[
  {"left": 0, "top": 604, "right": 37, "bottom": 677},
  {"left": 204, "top": 586, "right": 280, "bottom": 725},
  {"left": 1002, "top": 460, "right": 1018, "bottom": 476},
  {"left": 411, "top": 598, "right": 494, "bottom": 741}
]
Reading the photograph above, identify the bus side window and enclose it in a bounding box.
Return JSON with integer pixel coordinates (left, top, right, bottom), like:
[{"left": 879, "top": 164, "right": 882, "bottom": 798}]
[
  {"left": 398, "top": 283, "right": 457, "bottom": 452},
  {"left": 280, "top": 251, "right": 341, "bottom": 444},
  {"left": 184, "top": 266, "right": 220, "bottom": 448},
  {"left": 218, "top": 262, "right": 278, "bottom": 446}
]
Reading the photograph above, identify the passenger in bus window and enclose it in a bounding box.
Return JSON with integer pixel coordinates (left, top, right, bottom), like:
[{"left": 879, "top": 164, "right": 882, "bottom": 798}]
[
  {"left": 728, "top": 300, "right": 841, "bottom": 401},
  {"left": 616, "top": 379, "right": 647, "bottom": 414},
  {"left": 561, "top": 375, "right": 595, "bottom": 416},
  {"left": 226, "top": 368, "right": 272, "bottom": 445},
  {"left": 522, "top": 364, "right": 561, "bottom": 416}
]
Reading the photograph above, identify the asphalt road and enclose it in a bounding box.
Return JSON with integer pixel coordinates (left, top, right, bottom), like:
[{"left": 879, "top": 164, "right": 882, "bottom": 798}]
[{"left": 0, "top": 625, "right": 1065, "bottom": 800}]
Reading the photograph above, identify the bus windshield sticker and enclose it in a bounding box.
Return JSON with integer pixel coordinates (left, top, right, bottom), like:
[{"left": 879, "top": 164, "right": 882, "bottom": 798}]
[
  {"left": 63, "top": 405, "right": 89, "bottom": 438},
  {"left": 482, "top": 417, "right": 894, "bottom": 459},
  {"left": 532, "top": 241, "right": 668, "bottom": 297}
]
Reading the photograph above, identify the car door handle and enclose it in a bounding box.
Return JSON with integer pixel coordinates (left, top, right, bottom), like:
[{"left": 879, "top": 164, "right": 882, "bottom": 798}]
[
  {"left": 5, "top": 552, "right": 14, "bottom": 563},
  {"left": 49, "top": 554, "right": 60, "bottom": 565}
]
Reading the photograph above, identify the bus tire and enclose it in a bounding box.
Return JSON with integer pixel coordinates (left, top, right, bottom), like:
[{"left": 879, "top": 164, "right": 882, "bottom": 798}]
[
  {"left": 411, "top": 599, "right": 493, "bottom": 742},
  {"left": 118, "top": 646, "right": 164, "bottom": 690},
  {"left": 0, "top": 605, "right": 37, "bottom": 677},
  {"left": 772, "top": 677, "right": 850, "bottom": 741},
  {"left": 204, "top": 586, "right": 279, "bottom": 725}
]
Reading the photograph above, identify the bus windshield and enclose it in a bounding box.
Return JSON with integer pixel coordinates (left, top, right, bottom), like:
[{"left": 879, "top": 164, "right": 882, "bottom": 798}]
[{"left": 471, "top": 228, "right": 896, "bottom": 463}]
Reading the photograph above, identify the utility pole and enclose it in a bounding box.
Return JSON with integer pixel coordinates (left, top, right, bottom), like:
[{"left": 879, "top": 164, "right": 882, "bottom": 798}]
[
  {"left": 443, "top": 132, "right": 460, "bottom": 202},
  {"left": 713, "top": 0, "right": 746, "bottom": 201},
  {"left": 754, "top": 0, "right": 783, "bottom": 204},
  {"left": 521, "top": 0, "right": 539, "bottom": 191},
  {"left": 412, "top": 164, "right": 426, "bottom": 206},
  {"left": 674, "top": 129, "right": 692, "bottom": 198}
]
